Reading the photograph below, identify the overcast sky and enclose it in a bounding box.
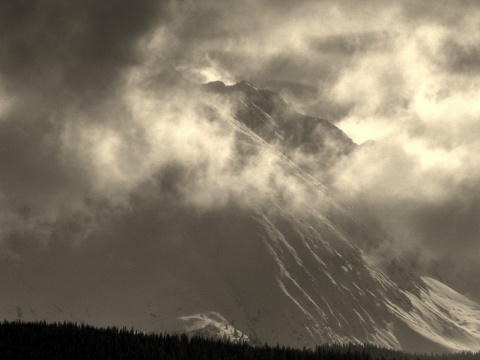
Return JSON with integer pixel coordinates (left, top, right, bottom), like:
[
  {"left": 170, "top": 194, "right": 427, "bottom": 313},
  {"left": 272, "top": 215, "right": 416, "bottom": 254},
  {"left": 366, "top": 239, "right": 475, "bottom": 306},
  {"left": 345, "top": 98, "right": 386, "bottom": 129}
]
[{"left": 1, "top": 0, "right": 480, "bottom": 302}]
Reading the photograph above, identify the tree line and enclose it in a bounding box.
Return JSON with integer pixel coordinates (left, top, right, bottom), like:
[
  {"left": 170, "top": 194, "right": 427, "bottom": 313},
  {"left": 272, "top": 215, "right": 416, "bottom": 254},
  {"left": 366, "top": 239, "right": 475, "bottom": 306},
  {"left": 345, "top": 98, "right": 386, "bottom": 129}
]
[{"left": 0, "top": 321, "right": 479, "bottom": 360}]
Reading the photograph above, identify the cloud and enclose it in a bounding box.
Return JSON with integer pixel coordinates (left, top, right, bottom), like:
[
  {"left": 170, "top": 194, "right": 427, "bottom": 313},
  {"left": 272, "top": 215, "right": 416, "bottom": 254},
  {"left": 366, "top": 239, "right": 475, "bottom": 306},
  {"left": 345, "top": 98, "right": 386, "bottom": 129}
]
[
  {"left": 2, "top": 0, "right": 480, "bottom": 305},
  {"left": 152, "top": 0, "right": 407, "bottom": 118},
  {"left": 139, "top": 0, "right": 480, "bottom": 298},
  {"left": 0, "top": 1, "right": 168, "bottom": 261},
  {"left": 0, "top": 0, "right": 172, "bottom": 214},
  {"left": 0, "top": 0, "right": 169, "bottom": 105},
  {"left": 0, "top": 44, "right": 334, "bottom": 262},
  {"left": 308, "top": 4, "right": 480, "bottom": 298},
  {"left": 0, "top": 0, "right": 334, "bottom": 274}
]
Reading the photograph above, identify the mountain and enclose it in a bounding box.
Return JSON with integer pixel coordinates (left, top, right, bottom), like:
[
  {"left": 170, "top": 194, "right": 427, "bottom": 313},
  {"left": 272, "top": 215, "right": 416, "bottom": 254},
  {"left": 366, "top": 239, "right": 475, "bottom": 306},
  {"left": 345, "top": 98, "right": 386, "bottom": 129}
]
[
  {"left": 203, "top": 80, "right": 355, "bottom": 173},
  {"left": 1, "top": 79, "right": 479, "bottom": 354}
]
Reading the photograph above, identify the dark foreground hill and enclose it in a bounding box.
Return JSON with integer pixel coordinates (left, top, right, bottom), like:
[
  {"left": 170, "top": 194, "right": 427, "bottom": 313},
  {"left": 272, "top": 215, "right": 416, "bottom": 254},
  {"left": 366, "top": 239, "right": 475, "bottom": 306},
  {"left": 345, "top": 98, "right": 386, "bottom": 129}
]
[{"left": 1, "top": 321, "right": 480, "bottom": 360}]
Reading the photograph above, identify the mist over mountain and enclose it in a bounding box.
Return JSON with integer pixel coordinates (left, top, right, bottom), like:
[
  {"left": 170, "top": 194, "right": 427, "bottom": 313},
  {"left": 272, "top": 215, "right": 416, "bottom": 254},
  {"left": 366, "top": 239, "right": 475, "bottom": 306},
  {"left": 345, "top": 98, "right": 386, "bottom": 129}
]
[
  {"left": 0, "top": 72, "right": 479, "bottom": 352},
  {"left": 203, "top": 80, "right": 355, "bottom": 174},
  {"left": 2, "top": 0, "right": 480, "bottom": 355}
]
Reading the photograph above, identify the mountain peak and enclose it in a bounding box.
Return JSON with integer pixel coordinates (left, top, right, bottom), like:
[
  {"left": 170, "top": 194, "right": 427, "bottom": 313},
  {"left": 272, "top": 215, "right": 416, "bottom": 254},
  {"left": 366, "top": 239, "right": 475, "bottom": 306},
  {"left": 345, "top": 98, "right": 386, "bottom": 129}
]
[
  {"left": 203, "top": 79, "right": 356, "bottom": 170},
  {"left": 204, "top": 80, "right": 226, "bottom": 91}
]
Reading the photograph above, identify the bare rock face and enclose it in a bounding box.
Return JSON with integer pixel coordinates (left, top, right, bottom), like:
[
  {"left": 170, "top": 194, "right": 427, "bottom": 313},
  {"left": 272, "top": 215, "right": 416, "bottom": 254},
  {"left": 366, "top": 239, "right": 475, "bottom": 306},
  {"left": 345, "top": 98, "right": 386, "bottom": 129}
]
[{"left": 203, "top": 81, "right": 356, "bottom": 172}]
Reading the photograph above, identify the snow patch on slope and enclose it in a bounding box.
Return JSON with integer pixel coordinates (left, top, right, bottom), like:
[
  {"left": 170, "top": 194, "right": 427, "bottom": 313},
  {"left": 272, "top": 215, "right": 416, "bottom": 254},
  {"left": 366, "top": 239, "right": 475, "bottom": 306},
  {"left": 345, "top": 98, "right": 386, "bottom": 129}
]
[
  {"left": 391, "top": 276, "right": 480, "bottom": 352},
  {"left": 179, "top": 312, "right": 249, "bottom": 344}
]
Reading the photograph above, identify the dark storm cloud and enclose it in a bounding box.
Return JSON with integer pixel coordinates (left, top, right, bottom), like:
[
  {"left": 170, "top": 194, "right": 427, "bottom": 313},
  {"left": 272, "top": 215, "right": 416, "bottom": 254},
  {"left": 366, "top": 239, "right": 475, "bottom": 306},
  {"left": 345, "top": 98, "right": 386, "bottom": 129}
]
[
  {"left": 168, "top": 3, "right": 228, "bottom": 47},
  {"left": 309, "top": 31, "right": 392, "bottom": 56},
  {"left": 0, "top": 0, "right": 168, "bottom": 107},
  {"left": 400, "top": 0, "right": 480, "bottom": 25},
  {"left": 0, "top": 118, "right": 65, "bottom": 210},
  {"left": 409, "top": 197, "right": 480, "bottom": 257},
  {"left": 437, "top": 39, "right": 480, "bottom": 75},
  {"left": 0, "top": 0, "right": 170, "bottom": 233}
]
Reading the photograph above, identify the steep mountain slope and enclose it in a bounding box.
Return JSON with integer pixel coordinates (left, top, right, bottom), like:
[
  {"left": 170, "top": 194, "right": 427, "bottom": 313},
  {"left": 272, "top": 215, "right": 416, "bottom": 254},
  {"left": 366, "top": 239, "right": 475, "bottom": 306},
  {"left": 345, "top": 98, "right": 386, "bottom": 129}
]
[
  {"left": 0, "top": 78, "right": 479, "bottom": 354},
  {"left": 391, "top": 277, "right": 480, "bottom": 352}
]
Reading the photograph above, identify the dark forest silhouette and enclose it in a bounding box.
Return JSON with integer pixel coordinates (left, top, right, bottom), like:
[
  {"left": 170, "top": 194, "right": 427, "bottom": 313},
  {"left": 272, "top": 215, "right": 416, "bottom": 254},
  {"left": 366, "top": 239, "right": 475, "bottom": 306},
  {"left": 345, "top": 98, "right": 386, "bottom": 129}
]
[{"left": 0, "top": 321, "right": 479, "bottom": 360}]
